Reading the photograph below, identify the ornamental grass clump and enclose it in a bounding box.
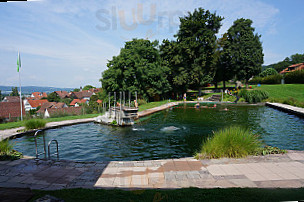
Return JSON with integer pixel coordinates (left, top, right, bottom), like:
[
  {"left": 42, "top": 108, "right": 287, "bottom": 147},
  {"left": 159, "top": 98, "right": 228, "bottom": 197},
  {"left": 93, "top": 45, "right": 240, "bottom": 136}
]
[
  {"left": 24, "top": 119, "right": 46, "bottom": 130},
  {"left": 196, "top": 126, "right": 262, "bottom": 159},
  {"left": 0, "top": 139, "right": 23, "bottom": 161}
]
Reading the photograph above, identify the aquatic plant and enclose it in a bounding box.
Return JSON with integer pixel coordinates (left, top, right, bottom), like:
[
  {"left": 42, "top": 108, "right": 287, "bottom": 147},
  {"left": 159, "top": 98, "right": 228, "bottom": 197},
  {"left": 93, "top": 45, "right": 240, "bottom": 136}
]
[
  {"left": 196, "top": 126, "right": 262, "bottom": 159},
  {"left": 0, "top": 139, "right": 23, "bottom": 161}
]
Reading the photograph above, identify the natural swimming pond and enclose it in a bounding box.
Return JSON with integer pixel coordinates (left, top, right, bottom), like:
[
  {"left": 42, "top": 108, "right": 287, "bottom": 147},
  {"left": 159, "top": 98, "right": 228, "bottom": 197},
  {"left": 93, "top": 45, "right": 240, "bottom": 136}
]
[{"left": 11, "top": 104, "right": 304, "bottom": 161}]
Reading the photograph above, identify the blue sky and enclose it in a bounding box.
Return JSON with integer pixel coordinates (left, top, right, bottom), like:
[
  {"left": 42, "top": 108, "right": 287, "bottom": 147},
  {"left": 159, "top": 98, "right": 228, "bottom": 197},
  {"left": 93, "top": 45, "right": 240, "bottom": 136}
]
[{"left": 0, "top": 0, "right": 303, "bottom": 88}]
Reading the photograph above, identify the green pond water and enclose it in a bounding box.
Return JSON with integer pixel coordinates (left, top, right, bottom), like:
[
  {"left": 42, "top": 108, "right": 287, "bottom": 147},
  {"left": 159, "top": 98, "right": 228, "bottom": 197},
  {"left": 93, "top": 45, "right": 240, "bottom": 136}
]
[{"left": 11, "top": 104, "right": 304, "bottom": 161}]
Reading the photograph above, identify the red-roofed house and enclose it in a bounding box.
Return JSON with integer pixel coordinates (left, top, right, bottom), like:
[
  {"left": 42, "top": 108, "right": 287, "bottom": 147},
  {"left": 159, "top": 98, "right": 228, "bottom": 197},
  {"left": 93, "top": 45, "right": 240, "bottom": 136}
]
[
  {"left": 69, "top": 90, "right": 93, "bottom": 100},
  {"left": 69, "top": 99, "right": 88, "bottom": 107},
  {"left": 30, "top": 92, "right": 48, "bottom": 100},
  {"left": 37, "top": 102, "right": 68, "bottom": 114},
  {"left": 24, "top": 99, "right": 49, "bottom": 111},
  {"left": 280, "top": 63, "right": 304, "bottom": 74},
  {"left": 2, "top": 96, "right": 20, "bottom": 102},
  {"left": 41, "top": 107, "right": 83, "bottom": 118},
  {"left": 0, "top": 101, "right": 25, "bottom": 121},
  {"left": 54, "top": 91, "right": 69, "bottom": 99}
]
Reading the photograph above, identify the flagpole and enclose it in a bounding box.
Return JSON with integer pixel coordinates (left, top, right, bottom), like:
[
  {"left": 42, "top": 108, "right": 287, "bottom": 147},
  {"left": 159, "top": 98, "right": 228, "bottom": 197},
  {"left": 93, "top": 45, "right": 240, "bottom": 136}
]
[
  {"left": 17, "top": 51, "right": 23, "bottom": 121},
  {"left": 19, "top": 66, "right": 23, "bottom": 121}
]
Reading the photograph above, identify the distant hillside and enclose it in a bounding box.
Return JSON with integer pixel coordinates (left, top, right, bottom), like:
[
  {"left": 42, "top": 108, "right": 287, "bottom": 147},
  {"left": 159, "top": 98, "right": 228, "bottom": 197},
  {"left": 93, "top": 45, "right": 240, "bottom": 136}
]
[{"left": 0, "top": 86, "right": 74, "bottom": 95}]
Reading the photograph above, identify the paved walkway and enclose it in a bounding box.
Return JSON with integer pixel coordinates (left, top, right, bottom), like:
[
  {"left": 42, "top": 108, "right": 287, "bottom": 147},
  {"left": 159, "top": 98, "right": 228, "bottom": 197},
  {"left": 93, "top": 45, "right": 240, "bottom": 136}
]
[
  {"left": 266, "top": 102, "right": 304, "bottom": 117},
  {"left": 1, "top": 151, "right": 304, "bottom": 190},
  {"left": 0, "top": 118, "right": 95, "bottom": 140}
]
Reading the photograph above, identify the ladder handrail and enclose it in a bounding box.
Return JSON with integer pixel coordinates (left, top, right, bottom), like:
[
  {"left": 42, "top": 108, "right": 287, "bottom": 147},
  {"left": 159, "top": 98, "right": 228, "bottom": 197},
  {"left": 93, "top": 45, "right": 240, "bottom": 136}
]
[
  {"left": 34, "top": 130, "right": 47, "bottom": 160},
  {"left": 48, "top": 139, "right": 59, "bottom": 160}
]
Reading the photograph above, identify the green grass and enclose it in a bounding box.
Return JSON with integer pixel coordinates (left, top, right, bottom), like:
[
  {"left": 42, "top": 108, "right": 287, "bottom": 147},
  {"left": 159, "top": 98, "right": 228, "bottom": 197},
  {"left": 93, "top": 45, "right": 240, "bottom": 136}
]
[
  {"left": 30, "top": 188, "right": 304, "bottom": 202},
  {"left": 255, "top": 84, "right": 304, "bottom": 102},
  {"left": 0, "top": 113, "right": 101, "bottom": 131},
  {"left": 196, "top": 126, "right": 261, "bottom": 159},
  {"left": 254, "top": 84, "right": 304, "bottom": 107},
  {"left": 138, "top": 100, "right": 172, "bottom": 112}
]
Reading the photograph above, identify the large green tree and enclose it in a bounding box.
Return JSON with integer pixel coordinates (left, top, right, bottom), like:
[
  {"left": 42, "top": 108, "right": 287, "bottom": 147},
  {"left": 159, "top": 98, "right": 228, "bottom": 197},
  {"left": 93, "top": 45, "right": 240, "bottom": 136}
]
[
  {"left": 100, "top": 39, "right": 171, "bottom": 101},
  {"left": 83, "top": 85, "right": 95, "bottom": 91},
  {"left": 225, "top": 18, "right": 263, "bottom": 88},
  {"left": 171, "top": 8, "right": 223, "bottom": 94},
  {"left": 10, "top": 87, "right": 19, "bottom": 96},
  {"left": 47, "top": 92, "right": 60, "bottom": 102}
]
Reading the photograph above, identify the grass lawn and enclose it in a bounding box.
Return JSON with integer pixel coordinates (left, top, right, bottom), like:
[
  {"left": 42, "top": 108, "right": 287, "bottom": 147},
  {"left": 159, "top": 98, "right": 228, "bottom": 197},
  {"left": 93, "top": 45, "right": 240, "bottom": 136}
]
[
  {"left": 255, "top": 84, "right": 304, "bottom": 102},
  {"left": 0, "top": 113, "right": 101, "bottom": 131},
  {"left": 138, "top": 100, "right": 172, "bottom": 112},
  {"left": 31, "top": 188, "right": 304, "bottom": 202}
]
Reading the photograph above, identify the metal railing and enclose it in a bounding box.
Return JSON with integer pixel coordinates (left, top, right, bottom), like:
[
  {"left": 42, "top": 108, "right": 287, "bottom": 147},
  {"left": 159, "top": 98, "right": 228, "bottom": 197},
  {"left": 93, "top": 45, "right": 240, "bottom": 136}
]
[{"left": 34, "top": 130, "right": 59, "bottom": 160}]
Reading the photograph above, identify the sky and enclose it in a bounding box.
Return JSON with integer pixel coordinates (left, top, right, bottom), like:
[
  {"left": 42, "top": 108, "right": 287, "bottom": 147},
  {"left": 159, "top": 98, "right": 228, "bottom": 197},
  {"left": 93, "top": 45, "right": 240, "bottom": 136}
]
[{"left": 0, "top": 0, "right": 303, "bottom": 88}]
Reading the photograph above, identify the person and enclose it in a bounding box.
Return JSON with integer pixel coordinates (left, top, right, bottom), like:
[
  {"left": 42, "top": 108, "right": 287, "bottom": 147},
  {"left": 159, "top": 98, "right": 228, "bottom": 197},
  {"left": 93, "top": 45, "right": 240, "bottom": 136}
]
[
  {"left": 183, "top": 93, "right": 187, "bottom": 102},
  {"left": 223, "top": 107, "right": 229, "bottom": 111},
  {"left": 195, "top": 102, "right": 200, "bottom": 108},
  {"left": 134, "top": 100, "right": 138, "bottom": 108},
  {"left": 212, "top": 104, "right": 217, "bottom": 108},
  {"left": 116, "top": 102, "right": 121, "bottom": 107}
]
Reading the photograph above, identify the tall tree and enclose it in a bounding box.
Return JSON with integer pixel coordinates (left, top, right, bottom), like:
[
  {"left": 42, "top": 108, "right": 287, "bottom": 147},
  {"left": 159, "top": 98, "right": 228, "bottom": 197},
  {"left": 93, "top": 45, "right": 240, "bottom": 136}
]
[
  {"left": 100, "top": 39, "right": 171, "bottom": 101},
  {"left": 225, "top": 18, "right": 263, "bottom": 88},
  {"left": 10, "top": 87, "right": 19, "bottom": 96},
  {"left": 83, "top": 85, "right": 95, "bottom": 91},
  {"left": 174, "top": 8, "right": 223, "bottom": 94},
  {"left": 0, "top": 90, "right": 2, "bottom": 101}
]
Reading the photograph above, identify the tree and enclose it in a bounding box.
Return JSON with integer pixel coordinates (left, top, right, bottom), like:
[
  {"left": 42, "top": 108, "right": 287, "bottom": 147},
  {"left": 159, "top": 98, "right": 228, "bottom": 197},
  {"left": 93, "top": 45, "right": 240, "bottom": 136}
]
[
  {"left": 73, "top": 88, "right": 80, "bottom": 92},
  {"left": 213, "top": 33, "right": 234, "bottom": 89},
  {"left": 47, "top": 92, "right": 60, "bottom": 102},
  {"left": 83, "top": 85, "right": 95, "bottom": 91},
  {"left": 259, "top": 68, "right": 278, "bottom": 77},
  {"left": 225, "top": 18, "right": 263, "bottom": 88},
  {"left": 100, "top": 39, "right": 171, "bottom": 101},
  {"left": 10, "top": 87, "right": 19, "bottom": 96},
  {"left": 173, "top": 8, "right": 223, "bottom": 94},
  {"left": 0, "top": 90, "right": 2, "bottom": 101}
]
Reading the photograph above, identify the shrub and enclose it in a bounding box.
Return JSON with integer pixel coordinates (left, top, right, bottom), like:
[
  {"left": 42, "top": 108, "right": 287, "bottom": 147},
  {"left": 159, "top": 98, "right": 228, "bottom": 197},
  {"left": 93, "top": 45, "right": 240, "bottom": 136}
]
[
  {"left": 249, "top": 76, "right": 262, "bottom": 85},
  {"left": 285, "top": 70, "right": 304, "bottom": 84},
  {"left": 261, "top": 74, "right": 282, "bottom": 84},
  {"left": 24, "top": 119, "right": 46, "bottom": 130},
  {"left": 240, "top": 90, "right": 269, "bottom": 103},
  {"left": 259, "top": 68, "right": 278, "bottom": 77},
  {"left": 0, "top": 139, "right": 23, "bottom": 161},
  {"left": 196, "top": 126, "right": 261, "bottom": 159}
]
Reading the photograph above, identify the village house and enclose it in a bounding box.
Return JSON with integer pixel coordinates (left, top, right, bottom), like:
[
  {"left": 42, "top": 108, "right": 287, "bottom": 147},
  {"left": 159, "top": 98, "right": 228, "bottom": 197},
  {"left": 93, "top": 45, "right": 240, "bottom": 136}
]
[
  {"left": 37, "top": 102, "right": 68, "bottom": 118},
  {"left": 28, "top": 92, "right": 47, "bottom": 100},
  {"left": 2, "top": 96, "right": 20, "bottom": 102},
  {"left": 0, "top": 101, "right": 25, "bottom": 122},
  {"left": 23, "top": 99, "right": 49, "bottom": 111},
  {"left": 54, "top": 91, "right": 69, "bottom": 99},
  {"left": 69, "top": 90, "right": 93, "bottom": 100},
  {"left": 69, "top": 99, "right": 88, "bottom": 107},
  {"left": 280, "top": 63, "right": 304, "bottom": 74}
]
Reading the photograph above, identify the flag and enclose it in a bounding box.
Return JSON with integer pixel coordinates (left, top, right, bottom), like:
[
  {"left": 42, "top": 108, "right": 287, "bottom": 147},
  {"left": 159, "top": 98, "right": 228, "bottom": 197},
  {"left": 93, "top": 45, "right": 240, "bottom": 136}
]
[{"left": 17, "top": 52, "right": 21, "bottom": 72}]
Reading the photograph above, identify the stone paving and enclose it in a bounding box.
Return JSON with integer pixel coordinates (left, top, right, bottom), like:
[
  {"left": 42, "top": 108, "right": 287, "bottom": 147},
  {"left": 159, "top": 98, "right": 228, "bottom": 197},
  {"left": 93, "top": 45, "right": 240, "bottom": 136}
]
[
  {"left": 1, "top": 151, "right": 304, "bottom": 190},
  {"left": 266, "top": 102, "right": 304, "bottom": 117}
]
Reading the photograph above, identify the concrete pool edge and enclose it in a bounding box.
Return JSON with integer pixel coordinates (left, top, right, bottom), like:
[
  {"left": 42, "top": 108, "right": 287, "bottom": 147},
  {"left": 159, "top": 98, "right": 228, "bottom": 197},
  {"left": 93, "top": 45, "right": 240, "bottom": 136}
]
[{"left": 0, "top": 150, "right": 304, "bottom": 190}]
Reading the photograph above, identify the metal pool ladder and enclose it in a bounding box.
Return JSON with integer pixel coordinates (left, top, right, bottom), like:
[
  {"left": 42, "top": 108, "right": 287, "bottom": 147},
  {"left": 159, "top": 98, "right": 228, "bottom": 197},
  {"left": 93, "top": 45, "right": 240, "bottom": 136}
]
[{"left": 34, "top": 130, "right": 59, "bottom": 160}]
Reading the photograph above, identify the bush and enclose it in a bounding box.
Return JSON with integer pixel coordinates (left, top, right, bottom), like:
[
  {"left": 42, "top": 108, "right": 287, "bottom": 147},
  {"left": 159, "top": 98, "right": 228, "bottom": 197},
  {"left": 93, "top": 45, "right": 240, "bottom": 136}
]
[
  {"left": 261, "top": 74, "right": 282, "bottom": 84},
  {"left": 240, "top": 89, "right": 269, "bottom": 103},
  {"left": 249, "top": 77, "right": 262, "bottom": 85},
  {"left": 0, "top": 139, "right": 23, "bottom": 161},
  {"left": 259, "top": 68, "right": 278, "bottom": 77},
  {"left": 196, "top": 126, "right": 261, "bottom": 159},
  {"left": 24, "top": 119, "right": 46, "bottom": 130},
  {"left": 137, "top": 99, "right": 147, "bottom": 105},
  {"left": 285, "top": 70, "right": 304, "bottom": 84}
]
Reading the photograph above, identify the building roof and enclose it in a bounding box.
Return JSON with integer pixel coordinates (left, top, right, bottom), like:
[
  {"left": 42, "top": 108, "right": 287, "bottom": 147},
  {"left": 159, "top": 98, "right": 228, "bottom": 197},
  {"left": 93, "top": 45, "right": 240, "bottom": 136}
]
[
  {"left": 280, "top": 63, "right": 304, "bottom": 74},
  {"left": 69, "top": 99, "right": 87, "bottom": 106},
  {"left": 0, "top": 102, "right": 25, "bottom": 119},
  {"left": 31, "top": 92, "right": 47, "bottom": 100},
  {"left": 70, "top": 90, "right": 93, "bottom": 99},
  {"left": 27, "top": 99, "right": 49, "bottom": 108},
  {"left": 42, "top": 107, "right": 83, "bottom": 116},
  {"left": 3, "top": 96, "right": 20, "bottom": 102},
  {"left": 54, "top": 91, "right": 69, "bottom": 99},
  {"left": 37, "top": 102, "right": 67, "bottom": 113}
]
